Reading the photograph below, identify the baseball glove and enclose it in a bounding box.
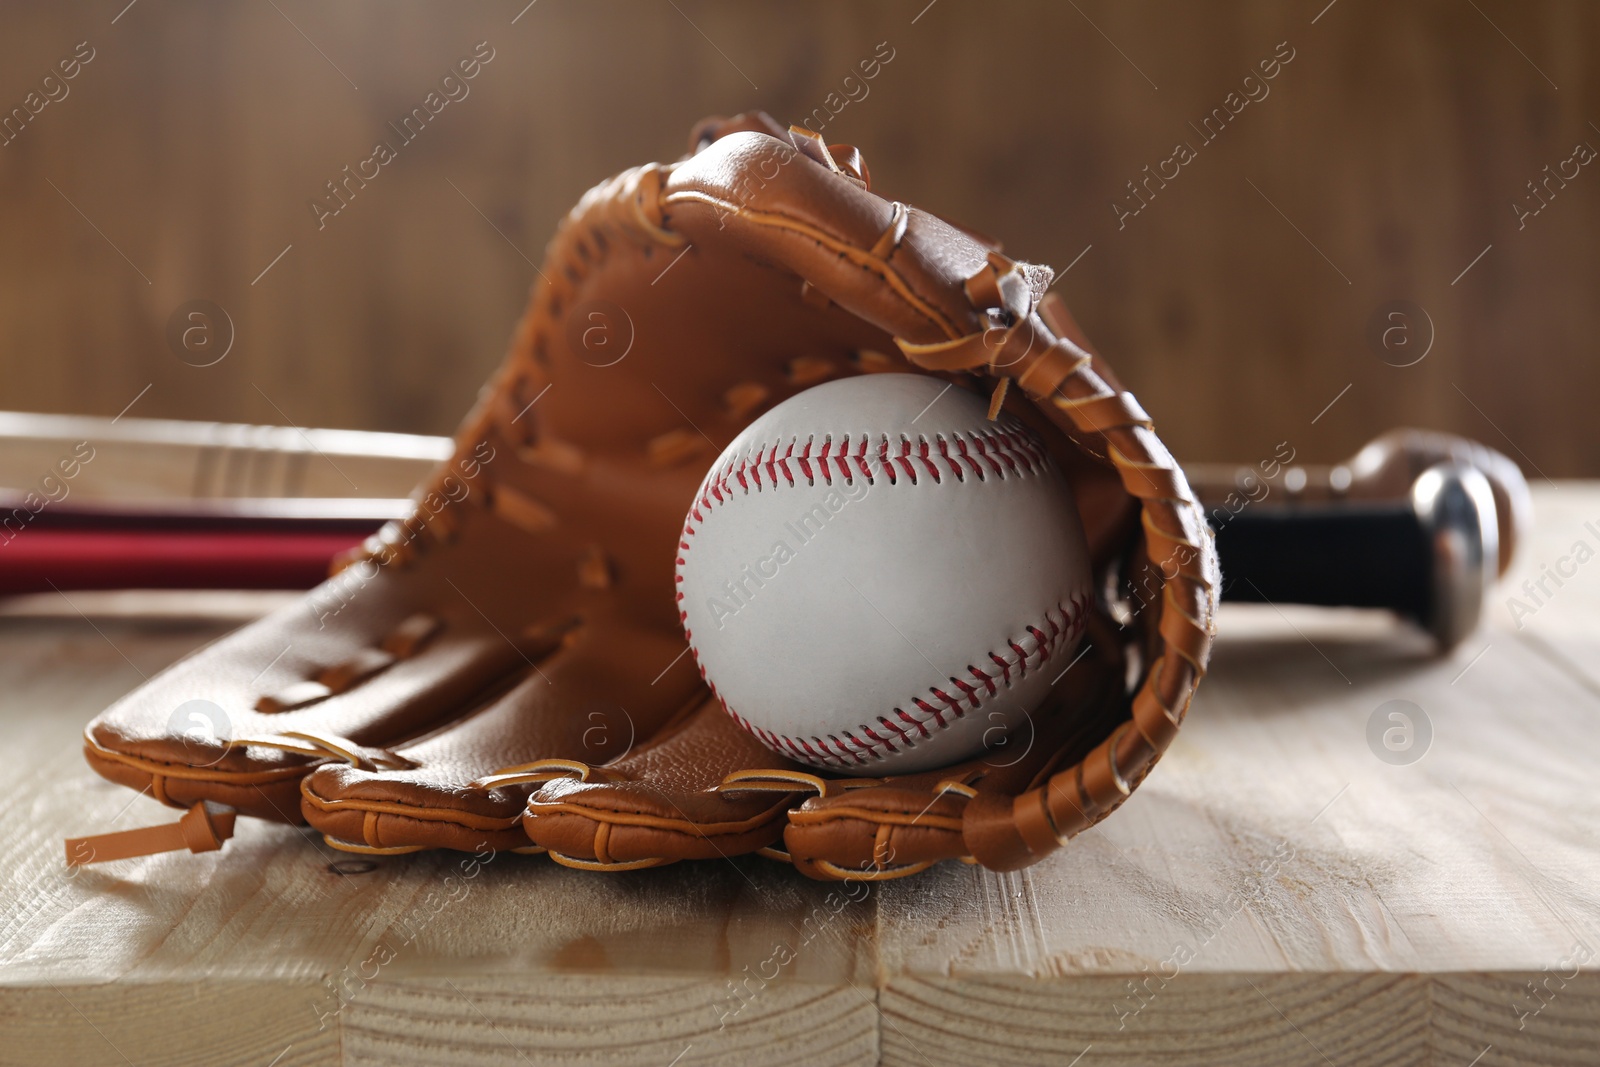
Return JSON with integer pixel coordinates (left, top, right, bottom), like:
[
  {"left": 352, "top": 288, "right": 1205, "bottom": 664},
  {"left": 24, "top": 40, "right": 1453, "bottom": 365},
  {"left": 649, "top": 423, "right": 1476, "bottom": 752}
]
[{"left": 70, "top": 113, "right": 1218, "bottom": 881}]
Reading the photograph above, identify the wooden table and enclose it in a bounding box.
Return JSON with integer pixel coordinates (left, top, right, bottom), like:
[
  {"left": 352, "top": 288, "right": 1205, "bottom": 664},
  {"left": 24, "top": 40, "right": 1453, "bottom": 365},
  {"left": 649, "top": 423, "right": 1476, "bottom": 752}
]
[{"left": 3, "top": 484, "right": 1597, "bottom": 1067}]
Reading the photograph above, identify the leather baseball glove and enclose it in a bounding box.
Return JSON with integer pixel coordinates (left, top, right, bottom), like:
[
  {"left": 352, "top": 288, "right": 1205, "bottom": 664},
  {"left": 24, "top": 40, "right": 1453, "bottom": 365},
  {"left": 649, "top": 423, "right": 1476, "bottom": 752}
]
[{"left": 70, "top": 113, "right": 1218, "bottom": 881}]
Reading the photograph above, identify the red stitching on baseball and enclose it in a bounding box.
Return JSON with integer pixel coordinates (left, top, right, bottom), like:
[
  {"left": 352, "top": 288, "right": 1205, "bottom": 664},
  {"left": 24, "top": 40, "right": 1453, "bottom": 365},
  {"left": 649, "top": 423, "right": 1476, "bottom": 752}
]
[
  {"left": 878, "top": 715, "right": 912, "bottom": 745},
  {"left": 929, "top": 686, "right": 966, "bottom": 718},
  {"left": 861, "top": 723, "right": 898, "bottom": 754},
  {"left": 709, "top": 593, "right": 1091, "bottom": 770},
  {"left": 834, "top": 434, "right": 853, "bottom": 485},
  {"left": 687, "top": 422, "right": 1047, "bottom": 521},
  {"left": 970, "top": 436, "right": 997, "bottom": 478},
  {"left": 797, "top": 437, "right": 815, "bottom": 484},
  {"left": 895, "top": 707, "right": 929, "bottom": 739},
  {"left": 913, "top": 697, "right": 946, "bottom": 729}
]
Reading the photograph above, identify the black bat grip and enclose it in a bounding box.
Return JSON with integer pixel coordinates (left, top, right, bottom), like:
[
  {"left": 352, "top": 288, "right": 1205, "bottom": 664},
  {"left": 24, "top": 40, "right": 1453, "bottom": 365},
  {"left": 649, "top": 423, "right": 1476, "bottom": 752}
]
[{"left": 1211, "top": 502, "right": 1432, "bottom": 622}]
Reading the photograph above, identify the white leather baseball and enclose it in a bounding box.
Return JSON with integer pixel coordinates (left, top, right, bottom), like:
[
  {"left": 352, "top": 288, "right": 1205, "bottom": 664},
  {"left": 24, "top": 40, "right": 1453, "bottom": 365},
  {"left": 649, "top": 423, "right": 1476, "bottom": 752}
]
[{"left": 676, "top": 374, "right": 1093, "bottom": 775}]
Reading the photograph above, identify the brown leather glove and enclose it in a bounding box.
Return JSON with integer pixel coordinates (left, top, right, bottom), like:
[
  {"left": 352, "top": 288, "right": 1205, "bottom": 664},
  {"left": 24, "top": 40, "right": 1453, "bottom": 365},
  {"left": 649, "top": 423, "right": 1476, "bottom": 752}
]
[
  {"left": 509, "top": 114, "right": 1217, "bottom": 880},
  {"left": 71, "top": 113, "right": 1218, "bottom": 881}
]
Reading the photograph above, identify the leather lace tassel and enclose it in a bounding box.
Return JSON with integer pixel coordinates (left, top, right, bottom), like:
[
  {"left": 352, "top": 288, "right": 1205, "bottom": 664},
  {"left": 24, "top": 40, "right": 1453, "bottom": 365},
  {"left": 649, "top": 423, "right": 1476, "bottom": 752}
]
[{"left": 65, "top": 801, "right": 237, "bottom": 866}]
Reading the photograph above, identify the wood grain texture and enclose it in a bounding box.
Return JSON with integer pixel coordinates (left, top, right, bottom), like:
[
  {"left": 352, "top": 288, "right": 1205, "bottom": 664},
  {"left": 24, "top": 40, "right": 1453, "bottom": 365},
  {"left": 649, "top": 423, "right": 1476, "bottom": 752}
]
[
  {"left": 0, "top": 2, "right": 1594, "bottom": 474},
  {"left": 1, "top": 485, "right": 1598, "bottom": 1065}
]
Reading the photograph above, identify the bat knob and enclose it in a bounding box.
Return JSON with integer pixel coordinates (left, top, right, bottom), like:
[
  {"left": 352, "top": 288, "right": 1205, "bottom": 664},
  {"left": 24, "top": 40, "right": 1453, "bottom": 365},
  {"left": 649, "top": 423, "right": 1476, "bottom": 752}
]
[
  {"left": 1208, "top": 459, "right": 1502, "bottom": 653},
  {"left": 1412, "top": 461, "right": 1498, "bottom": 651},
  {"left": 1350, "top": 429, "right": 1529, "bottom": 577}
]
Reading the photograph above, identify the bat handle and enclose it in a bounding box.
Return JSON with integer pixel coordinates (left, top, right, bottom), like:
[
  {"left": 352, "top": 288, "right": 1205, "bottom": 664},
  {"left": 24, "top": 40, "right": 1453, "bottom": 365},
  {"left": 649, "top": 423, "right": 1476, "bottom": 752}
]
[
  {"left": 1211, "top": 461, "right": 1498, "bottom": 651},
  {"left": 1188, "top": 427, "right": 1531, "bottom": 576}
]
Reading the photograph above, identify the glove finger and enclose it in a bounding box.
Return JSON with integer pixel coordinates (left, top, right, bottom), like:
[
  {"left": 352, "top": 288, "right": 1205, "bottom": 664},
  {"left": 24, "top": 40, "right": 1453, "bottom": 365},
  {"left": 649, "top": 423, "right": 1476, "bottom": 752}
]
[
  {"left": 301, "top": 622, "right": 700, "bottom": 854},
  {"left": 521, "top": 698, "right": 802, "bottom": 870},
  {"left": 82, "top": 508, "right": 554, "bottom": 825}
]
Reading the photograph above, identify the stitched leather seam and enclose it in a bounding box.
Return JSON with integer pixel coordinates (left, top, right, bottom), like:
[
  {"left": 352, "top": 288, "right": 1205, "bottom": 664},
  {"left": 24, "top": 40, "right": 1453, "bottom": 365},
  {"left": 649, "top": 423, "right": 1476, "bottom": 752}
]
[
  {"left": 83, "top": 736, "right": 309, "bottom": 785},
  {"left": 660, "top": 190, "right": 966, "bottom": 340},
  {"left": 523, "top": 799, "right": 792, "bottom": 835},
  {"left": 300, "top": 781, "right": 524, "bottom": 830},
  {"left": 786, "top": 806, "right": 965, "bottom": 831},
  {"left": 710, "top": 592, "right": 1089, "bottom": 770}
]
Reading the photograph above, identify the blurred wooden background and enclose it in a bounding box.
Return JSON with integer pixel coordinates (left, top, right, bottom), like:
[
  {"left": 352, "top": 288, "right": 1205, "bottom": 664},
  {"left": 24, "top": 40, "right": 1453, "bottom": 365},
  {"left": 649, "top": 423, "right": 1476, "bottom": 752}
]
[{"left": 0, "top": 0, "right": 1594, "bottom": 474}]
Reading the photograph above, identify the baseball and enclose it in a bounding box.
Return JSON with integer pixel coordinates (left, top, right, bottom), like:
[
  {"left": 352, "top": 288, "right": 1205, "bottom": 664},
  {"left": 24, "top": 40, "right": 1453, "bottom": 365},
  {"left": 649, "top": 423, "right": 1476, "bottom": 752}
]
[{"left": 676, "top": 374, "right": 1094, "bottom": 775}]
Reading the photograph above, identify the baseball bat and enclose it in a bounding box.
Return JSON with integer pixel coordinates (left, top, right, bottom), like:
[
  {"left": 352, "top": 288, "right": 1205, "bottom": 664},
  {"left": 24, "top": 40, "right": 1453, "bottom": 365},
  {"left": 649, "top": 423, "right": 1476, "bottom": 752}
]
[
  {"left": 1203, "top": 463, "right": 1498, "bottom": 651},
  {"left": 0, "top": 494, "right": 406, "bottom": 595},
  {"left": 0, "top": 411, "right": 1525, "bottom": 648}
]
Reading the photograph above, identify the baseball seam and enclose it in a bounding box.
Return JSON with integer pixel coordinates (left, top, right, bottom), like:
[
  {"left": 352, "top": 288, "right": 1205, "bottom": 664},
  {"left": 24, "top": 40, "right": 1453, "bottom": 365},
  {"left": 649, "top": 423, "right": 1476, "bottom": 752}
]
[
  {"left": 698, "top": 425, "right": 1050, "bottom": 507},
  {"left": 719, "top": 592, "right": 1089, "bottom": 769},
  {"left": 676, "top": 418, "right": 1087, "bottom": 770}
]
